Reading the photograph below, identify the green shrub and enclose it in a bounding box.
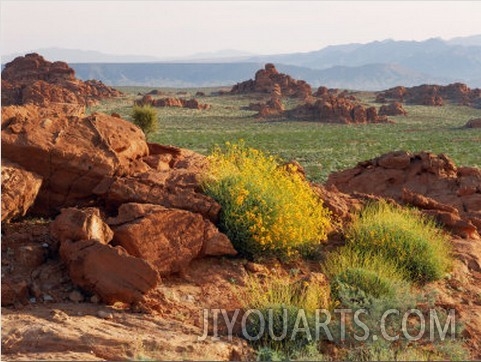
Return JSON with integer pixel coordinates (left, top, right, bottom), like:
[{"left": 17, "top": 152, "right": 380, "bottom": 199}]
[
  {"left": 346, "top": 201, "right": 451, "bottom": 283},
  {"left": 131, "top": 105, "right": 158, "bottom": 136},
  {"left": 203, "top": 141, "right": 331, "bottom": 260},
  {"left": 323, "top": 247, "right": 410, "bottom": 308},
  {"left": 242, "top": 273, "right": 331, "bottom": 314},
  {"left": 241, "top": 274, "right": 331, "bottom": 357}
]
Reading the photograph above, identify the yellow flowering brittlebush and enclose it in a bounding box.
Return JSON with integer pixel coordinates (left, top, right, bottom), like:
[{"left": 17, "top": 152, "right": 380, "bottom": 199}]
[{"left": 203, "top": 141, "right": 331, "bottom": 260}]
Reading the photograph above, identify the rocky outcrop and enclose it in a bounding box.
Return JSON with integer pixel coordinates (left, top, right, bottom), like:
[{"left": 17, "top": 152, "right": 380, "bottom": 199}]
[
  {"left": 231, "top": 63, "right": 312, "bottom": 99},
  {"left": 1, "top": 52, "right": 239, "bottom": 304},
  {"left": 50, "top": 207, "right": 159, "bottom": 304},
  {"left": 59, "top": 238, "right": 160, "bottom": 304},
  {"left": 313, "top": 87, "right": 358, "bottom": 100},
  {"left": 248, "top": 97, "right": 285, "bottom": 118},
  {"left": 93, "top": 144, "right": 221, "bottom": 221},
  {"left": 1, "top": 159, "right": 43, "bottom": 222},
  {"left": 379, "top": 102, "right": 407, "bottom": 116},
  {"left": 327, "top": 151, "right": 481, "bottom": 238},
  {"left": 288, "top": 96, "right": 390, "bottom": 124},
  {"left": 136, "top": 95, "right": 210, "bottom": 110},
  {"left": 376, "top": 83, "right": 481, "bottom": 108},
  {"left": 50, "top": 207, "right": 114, "bottom": 245},
  {"left": 2, "top": 105, "right": 150, "bottom": 215},
  {"left": 1, "top": 53, "right": 121, "bottom": 108},
  {"left": 465, "top": 118, "right": 481, "bottom": 128},
  {"left": 108, "top": 203, "right": 236, "bottom": 275}
]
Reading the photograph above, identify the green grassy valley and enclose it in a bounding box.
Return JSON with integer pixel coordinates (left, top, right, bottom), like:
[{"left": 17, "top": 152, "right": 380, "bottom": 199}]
[{"left": 89, "top": 86, "right": 481, "bottom": 182}]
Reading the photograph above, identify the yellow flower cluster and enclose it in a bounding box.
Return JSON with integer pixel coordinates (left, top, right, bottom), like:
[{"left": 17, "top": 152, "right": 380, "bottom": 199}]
[{"left": 203, "top": 141, "right": 331, "bottom": 260}]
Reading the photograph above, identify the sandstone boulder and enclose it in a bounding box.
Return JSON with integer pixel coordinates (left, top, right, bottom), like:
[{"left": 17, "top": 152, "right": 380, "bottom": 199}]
[
  {"left": 255, "top": 97, "right": 285, "bottom": 118},
  {"left": 465, "top": 118, "right": 481, "bottom": 128},
  {"left": 50, "top": 207, "right": 114, "bottom": 245},
  {"left": 1, "top": 279, "right": 29, "bottom": 306},
  {"left": 379, "top": 102, "right": 407, "bottom": 116},
  {"left": 136, "top": 95, "right": 210, "bottom": 110},
  {"left": 107, "top": 203, "right": 236, "bottom": 276},
  {"left": 1, "top": 159, "right": 43, "bottom": 222},
  {"left": 1, "top": 53, "right": 121, "bottom": 107},
  {"left": 93, "top": 145, "right": 221, "bottom": 221},
  {"left": 59, "top": 238, "right": 160, "bottom": 304},
  {"left": 288, "top": 96, "right": 390, "bottom": 124},
  {"left": 2, "top": 105, "right": 149, "bottom": 215},
  {"left": 327, "top": 151, "right": 481, "bottom": 238},
  {"left": 231, "top": 63, "right": 312, "bottom": 99},
  {"left": 376, "top": 82, "right": 481, "bottom": 108}
]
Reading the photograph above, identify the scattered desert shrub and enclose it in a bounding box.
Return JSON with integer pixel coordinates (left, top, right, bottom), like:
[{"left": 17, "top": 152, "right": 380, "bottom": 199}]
[
  {"left": 240, "top": 273, "right": 331, "bottom": 356},
  {"left": 203, "top": 141, "right": 331, "bottom": 260},
  {"left": 346, "top": 201, "right": 451, "bottom": 283},
  {"left": 242, "top": 273, "right": 331, "bottom": 314},
  {"left": 323, "top": 248, "right": 410, "bottom": 308},
  {"left": 131, "top": 105, "right": 158, "bottom": 136}
]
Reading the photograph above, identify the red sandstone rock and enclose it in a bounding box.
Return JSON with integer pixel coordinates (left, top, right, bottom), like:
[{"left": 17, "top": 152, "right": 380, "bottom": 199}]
[
  {"left": 136, "top": 95, "right": 210, "bottom": 110},
  {"left": 327, "top": 151, "right": 481, "bottom": 238},
  {"left": 231, "top": 63, "right": 312, "bottom": 99},
  {"left": 93, "top": 145, "right": 221, "bottom": 221},
  {"left": 465, "top": 118, "right": 481, "bottom": 128},
  {"left": 1, "top": 105, "right": 149, "bottom": 215},
  {"left": 59, "top": 238, "right": 160, "bottom": 304},
  {"left": 288, "top": 96, "right": 390, "bottom": 124},
  {"left": 379, "top": 102, "right": 407, "bottom": 116},
  {"left": 1, "top": 53, "right": 121, "bottom": 108},
  {"left": 50, "top": 207, "right": 114, "bottom": 245},
  {"left": 376, "top": 82, "right": 481, "bottom": 108},
  {"left": 255, "top": 97, "right": 285, "bottom": 118},
  {"left": 1, "top": 159, "right": 43, "bottom": 222},
  {"left": 107, "top": 203, "right": 236, "bottom": 275}
]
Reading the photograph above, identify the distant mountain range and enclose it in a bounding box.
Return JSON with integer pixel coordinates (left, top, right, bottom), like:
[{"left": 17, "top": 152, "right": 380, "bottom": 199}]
[{"left": 3, "top": 35, "right": 481, "bottom": 90}]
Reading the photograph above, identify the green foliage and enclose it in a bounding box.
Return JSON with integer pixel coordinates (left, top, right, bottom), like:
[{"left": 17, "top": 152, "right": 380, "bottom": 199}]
[
  {"left": 241, "top": 274, "right": 331, "bottom": 358},
  {"left": 323, "top": 247, "right": 409, "bottom": 306},
  {"left": 242, "top": 273, "right": 331, "bottom": 314},
  {"left": 131, "top": 105, "right": 158, "bottom": 136},
  {"left": 91, "top": 87, "right": 481, "bottom": 183},
  {"left": 203, "top": 141, "right": 331, "bottom": 260},
  {"left": 346, "top": 201, "right": 452, "bottom": 283}
]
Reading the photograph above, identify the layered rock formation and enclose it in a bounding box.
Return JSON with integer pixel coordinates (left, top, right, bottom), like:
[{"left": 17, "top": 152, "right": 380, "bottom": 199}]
[
  {"left": 327, "top": 151, "right": 481, "bottom": 239},
  {"left": 1, "top": 53, "right": 122, "bottom": 108},
  {"left": 1, "top": 54, "right": 236, "bottom": 306},
  {"left": 136, "top": 95, "right": 210, "bottom": 110},
  {"left": 288, "top": 95, "right": 390, "bottom": 124},
  {"left": 465, "top": 118, "right": 481, "bottom": 128},
  {"left": 247, "top": 97, "right": 285, "bottom": 118},
  {"left": 379, "top": 101, "right": 407, "bottom": 116},
  {"left": 231, "top": 63, "right": 312, "bottom": 99},
  {"left": 376, "top": 83, "right": 481, "bottom": 108}
]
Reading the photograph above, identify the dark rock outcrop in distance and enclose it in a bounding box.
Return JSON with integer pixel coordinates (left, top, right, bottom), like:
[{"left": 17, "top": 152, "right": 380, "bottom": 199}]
[
  {"left": 313, "top": 86, "right": 358, "bottom": 101},
  {"left": 379, "top": 102, "right": 407, "bottom": 116},
  {"left": 376, "top": 82, "right": 481, "bottom": 108},
  {"left": 135, "top": 95, "right": 210, "bottom": 110},
  {"left": 247, "top": 97, "right": 285, "bottom": 118},
  {"left": 465, "top": 118, "right": 481, "bottom": 128},
  {"left": 231, "top": 63, "right": 312, "bottom": 99},
  {"left": 1, "top": 53, "right": 122, "bottom": 108},
  {"left": 327, "top": 151, "right": 481, "bottom": 239},
  {"left": 288, "top": 95, "right": 390, "bottom": 124}
]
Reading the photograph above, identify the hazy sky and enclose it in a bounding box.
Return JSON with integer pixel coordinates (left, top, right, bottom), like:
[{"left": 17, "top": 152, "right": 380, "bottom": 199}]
[{"left": 1, "top": 0, "right": 481, "bottom": 57}]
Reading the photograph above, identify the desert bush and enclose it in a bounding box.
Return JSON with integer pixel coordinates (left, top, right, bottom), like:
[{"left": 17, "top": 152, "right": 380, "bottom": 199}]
[
  {"left": 241, "top": 273, "right": 331, "bottom": 356},
  {"left": 323, "top": 247, "right": 410, "bottom": 308},
  {"left": 131, "top": 105, "right": 158, "bottom": 136},
  {"left": 203, "top": 141, "right": 331, "bottom": 260},
  {"left": 346, "top": 201, "right": 451, "bottom": 283},
  {"left": 242, "top": 273, "right": 331, "bottom": 314}
]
